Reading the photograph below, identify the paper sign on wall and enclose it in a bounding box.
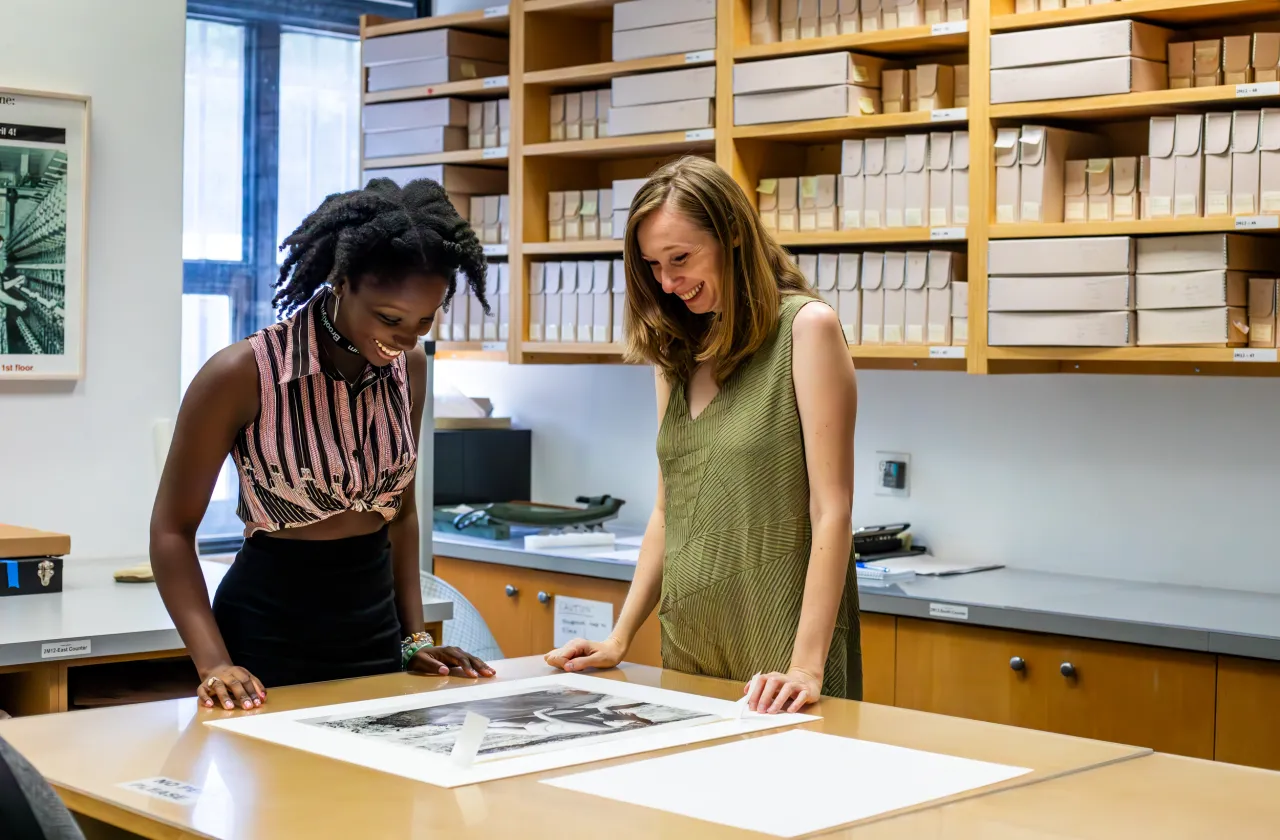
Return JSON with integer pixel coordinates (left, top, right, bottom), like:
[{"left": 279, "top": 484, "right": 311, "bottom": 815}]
[{"left": 554, "top": 596, "right": 614, "bottom": 648}]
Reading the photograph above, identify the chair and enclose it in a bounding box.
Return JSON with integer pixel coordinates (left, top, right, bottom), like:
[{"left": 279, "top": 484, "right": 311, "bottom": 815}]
[{"left": 420, "top": 572, "right": 504, "bottom": 662}]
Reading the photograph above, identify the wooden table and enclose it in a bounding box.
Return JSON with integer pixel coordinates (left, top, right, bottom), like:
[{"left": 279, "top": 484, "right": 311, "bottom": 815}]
[{"left": 0, "top": 656, "right": 1156, "bottom": 839}]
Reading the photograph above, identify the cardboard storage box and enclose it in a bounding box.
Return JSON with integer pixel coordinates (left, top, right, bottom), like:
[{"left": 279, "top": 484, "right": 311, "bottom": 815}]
[
  {"left": 752, "top": 0, "right": 781, "bottom": 44},
  {"left": 926, "top": 250, "right": 962, "bottom": 345},
  {"left": 734, "top": 85, "right": 880, "bottom": 125},
  {"left": 882, "top": 69, "right": 908, "bottom": 114},
  {"left": 911, "top": 64, "right": 954, "bottom": 111},
  {"left": 612, "top": 66, "right": 715, "bottom": 107},
  {"left": 362, "top": 29, "right": 509, "bottom": 67},
  {"left": 1146, "top": 114, "right": 1203, "bottom": 219},
  {"left": 1136, "top": 233, "right": 1280, "bottom": 273},
  {"left": 758, "top": 179, "right": 779, "bottom": 230},
  {"left": 860, "top": 252, "right": 885, "bottom": 343},
  {"left": 1224, "top": 35, "right": 1253, "bottom": 85},
  {"left": 777, "top": 177, "right": 799, "bottom": 231},
  {"left": 609, "top": 98, "right": 713, "bottom": 135},
  {"left": 990, "top": 57, "right": 1166, "bottom": 104},
  {"left": 1249, "top": 277, "right": 1278, "bottom": 347},
  {"left": 613, "top": 0, "right": 716, "bottom": 30},
  {"left": 1203, "top": 112, "right": 1233, "bottom": 217},
  {"left": 362, "top": 163, "right": 507, "bottom": 194},
  {"left": 1086, "top": 158, "right": 1112, "bottom": 221},
  {"left": 1112, "top": 157, "right": 1139, "bottom": 221},
  {"left": 1257, "top": 33, "right": 1280, "bottom": 83},
  {"left": 1136, "top": 270, "right": 1248, "bottom": 309},
  {"left": 955, "top": 64, "right": 969, "bottom": 107},
  {"left": 1168, "top": 41, "right": 1192, "bottom": 89},
  {"left": 989, "top": 311, "right": 1136, "bottom": 346},
  {"left": 363, "top": 98, "right": 470, "bottom": 132},
  {"left": 780, "top": 0, "right": 800, "bottom": 39},
  {"left": 951, "top": 130, "right": 969, "bottom": 225},
  {"left": 839, "top": 0, "right": 859, "bottom": 34},
  {"left": 904, "top": 250, "right": 930, "bottom": 345},
  {"left": 928, "top": 131, "right": 952, "bottom": 227},
  {"left": 903, "top": 134, "right": 930, "bottom": 227},
  {"left": 799, "top": 0, "right": 819, "bottom": 39},
  {"left": 1262, "top": 108, "right": 1280, "bottom": 214},
  {"left": 884, "top": 136, "right": 907, "bottom": 228},
  {"left": 990, "top": 20, "right": 1171, "bottom": 70},
  {"left": 367, "top": 57, "right": 509, "bottom": 92},
  {"left": 988, "top": 274, "right": 1135, "bottom": 311},
  {"left": 1063, "top": 160, "right": 1088, "bottom": 222},
  {"left": 1194, "top": 39, "right": 1222, "bottom": 87},
  {"left": 1137, "top": 306, "right": 1248, "bottom": 345},
  {"left": 837, "top": 252, "right": 861, "bottom": 344},
  {"left": 861, "top": 0, "right": 881, "bottom": 31},
  {"left": 863, "top": 139, "right": 886, "bottom": 229},
  {"left": 363, "top": 126, "right": 468, "bottom": 158},
  {"left": 613, "top": 18, "right": 716, "bottom": 61},
  {"left": 881, "top": 251, "right": 907, "bottom": 345},
  {"left": 732, "top": 52, "right": 886, "bottom": 94},
  {"left": 1231, "top": 110, "right": 1262, "bottom": 216},
  {"left": 989, "top": 236, "right": 1136, "bottom": 275},
  {"left": 1019, "top": 125, "right": 1104, "bottom": 223},
  {"left": 994, "top": 127, "right": 1021, "bottom": 223}
]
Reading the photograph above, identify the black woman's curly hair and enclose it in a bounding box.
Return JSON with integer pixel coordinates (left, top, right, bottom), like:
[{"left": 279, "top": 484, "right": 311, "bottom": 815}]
[{"left": 273, "top": 176, "right": 489, "bottom": 318}]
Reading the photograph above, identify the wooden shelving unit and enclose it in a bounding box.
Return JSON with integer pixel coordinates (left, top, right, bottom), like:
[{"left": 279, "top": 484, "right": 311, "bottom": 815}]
[{"left": 358, "top": 0, "right": 1280, "bottom": 375}]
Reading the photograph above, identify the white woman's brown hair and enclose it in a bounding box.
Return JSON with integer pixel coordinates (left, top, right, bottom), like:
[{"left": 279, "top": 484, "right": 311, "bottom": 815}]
[{"left": 622, "top": 156, "right": 817, "bottom": 385}]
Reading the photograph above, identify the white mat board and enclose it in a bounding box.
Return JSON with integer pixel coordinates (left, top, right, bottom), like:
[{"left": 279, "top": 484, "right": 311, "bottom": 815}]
[
  {"left": 542, "top": 729, "right": 1033, "bottom": 837},
  {"left": 206, "top": 674, "right": 815, "bottom": 788}
]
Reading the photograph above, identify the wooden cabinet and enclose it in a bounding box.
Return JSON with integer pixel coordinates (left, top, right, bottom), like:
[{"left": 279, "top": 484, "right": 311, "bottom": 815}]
[
  {"left": 1216, "top": 656, "right": 1280, "bottom": 771},
  {"left": 860, "top": 612, "right": 897, "bottom": 706},
  {"left": 895, "top": 618, "right": 1217, "bottom": 759},
  {"left": 434, "top": 556, "right": 661, "bottom": 667}
]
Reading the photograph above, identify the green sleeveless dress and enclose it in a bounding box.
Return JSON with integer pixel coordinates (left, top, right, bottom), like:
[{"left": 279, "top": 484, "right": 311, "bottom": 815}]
[{"left": 656, "top": 293, "right": 863, "bottom": 700}]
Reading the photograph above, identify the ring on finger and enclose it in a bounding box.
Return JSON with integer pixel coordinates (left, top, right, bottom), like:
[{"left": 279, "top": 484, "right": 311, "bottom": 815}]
[{"left": 206, "top": 676, "right": 223, "bottom": 688}]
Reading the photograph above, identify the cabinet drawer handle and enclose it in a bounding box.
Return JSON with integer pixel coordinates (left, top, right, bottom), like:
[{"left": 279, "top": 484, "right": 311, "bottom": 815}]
[
  {"left": 538, "top": 591, "right": 551, "bottom": 604},
  {"left": 1009, "top": 656, "right": 1025, "bottom": 672},
  {"left": 505, "top": 584, "right": 518, "bottom": 597},
  {"left": 1060, "top": 662, "right": 1076, "bottom": 678}
]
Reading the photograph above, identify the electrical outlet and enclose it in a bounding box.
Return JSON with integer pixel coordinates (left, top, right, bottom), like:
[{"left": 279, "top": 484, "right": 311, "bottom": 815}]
[{"left": 874, "top": 451, "right": 910, "bottom": 498}]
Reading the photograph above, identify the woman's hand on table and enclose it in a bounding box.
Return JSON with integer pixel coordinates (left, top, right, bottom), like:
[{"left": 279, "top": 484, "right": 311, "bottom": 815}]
[
  {"left": 745, "top": 668, "right": 821, "bottom": 714},
  {"left": 198, "top": 664, "right": 265, "bottom": 711},
  {"left": 408, "top": 646, "right": 495, "bottom": 679},
  {"left": 544, "top": 637, "right": 625, "bottom": 672}
]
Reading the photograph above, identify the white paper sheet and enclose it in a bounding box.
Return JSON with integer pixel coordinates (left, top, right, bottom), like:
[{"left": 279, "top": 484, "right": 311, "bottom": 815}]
[
  {"left": 875, "top": 556, "right": 1004, "bottom": 576},
  {"left": 207, "top": 674, "right": 816, "bottom": 788},
  {"left": 615, "top": 535, "right": 645, "bottom": 547},
  {"left": 554, "top": 596, "right": 614, "bottom": 647},
  {"left": 542, "top": 729, "right": 1031, "bottom": 837}
]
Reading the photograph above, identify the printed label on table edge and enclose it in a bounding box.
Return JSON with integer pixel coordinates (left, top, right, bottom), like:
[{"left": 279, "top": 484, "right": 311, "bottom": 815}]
[
  {"left": 41, "top": 639, "right": 91, "bottom": 659},
  {"left": 928, "top": 603, "right": 969, "bottom": 621}
]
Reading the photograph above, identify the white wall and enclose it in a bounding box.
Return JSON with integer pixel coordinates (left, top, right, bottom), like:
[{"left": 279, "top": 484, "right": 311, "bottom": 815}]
[
  {"left": 438, "top": 361, "right": 1280, "bottom": 594},
  {"left": 0, "top": 1, "right": 187, "bottom": 558}
]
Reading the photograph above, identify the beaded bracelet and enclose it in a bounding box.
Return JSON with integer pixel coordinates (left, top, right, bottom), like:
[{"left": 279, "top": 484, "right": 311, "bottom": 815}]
[{"left": 401, "top": 631, "right": 434, "bottom": 670}]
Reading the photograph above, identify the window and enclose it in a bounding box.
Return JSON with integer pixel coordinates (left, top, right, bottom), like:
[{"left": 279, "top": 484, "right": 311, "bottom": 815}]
[{"left": 181, "top": 1, "right": 415, "bottom": 550}]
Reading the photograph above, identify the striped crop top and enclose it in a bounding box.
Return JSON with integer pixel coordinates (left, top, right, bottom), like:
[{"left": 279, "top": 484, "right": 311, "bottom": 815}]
[{"left": 231, "top": 291, "right": 418, "bottom": 536}]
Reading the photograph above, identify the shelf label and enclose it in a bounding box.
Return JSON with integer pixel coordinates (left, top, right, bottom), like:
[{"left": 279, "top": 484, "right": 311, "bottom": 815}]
[
  {"left": 1234, "top": 348, "right": 1278, "bottom": 362},
  {"left": 483, "top": 75, "right": 508, "bottom": 89},
  {"left": 1235, "top": 215, "right": 1280, "bottom": 230},
  {"left": 42, "top": 639, "right": 91, "bottom": 659},
  {"left": 931, "top": 20, "right": 967, "bottom": 36},
  {"left": 685, "top": 128, "right": 714, "bottom": 141},
  {"left": 929, "top": 226, "right": 965, "bottom": 240},
  {"left": 483, "top": 4, "right": 509, "bottom": 17},
  {"left": 929, "top": 603, "right": 969, "bottom": 621},
  {"left": 481, "top": 341, "right": 506, "bottom": 352},
  {"left": 482, "top": 244, "right": 507, "bottom": 257},
  {"left": 684, "top": 50, "right": 715, "bottom": 64},
  {"left": 1236, "top": 81, "right": 1280, "bottom": 98},
  {"left": 928, "top": 346, "right": 965, "bottom": 359},
  {"left": 930, "top": 107, "right": 967, "bottom": 123},
  {"left": 481, "top": 146, "right": 507, "bottom": 159}
]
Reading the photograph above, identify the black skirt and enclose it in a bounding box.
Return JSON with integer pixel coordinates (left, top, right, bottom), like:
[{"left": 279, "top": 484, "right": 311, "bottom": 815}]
[{"left": 212, "top": 526, "right": 403, "bottom": 688}]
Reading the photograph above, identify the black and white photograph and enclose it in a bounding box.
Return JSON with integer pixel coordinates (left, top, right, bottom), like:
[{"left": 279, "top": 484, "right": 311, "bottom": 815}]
[
  {"left": 0, "top": 87, "right": 88, "bottom": 379},
  {"left": 301, "top": 685, "right": 716, "bottom": 760}
]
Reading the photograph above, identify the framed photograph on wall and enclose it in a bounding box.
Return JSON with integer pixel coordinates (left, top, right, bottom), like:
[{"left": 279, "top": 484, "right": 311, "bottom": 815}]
[{"left": 0, "top": 87, "right": 89, "bottom": 380}]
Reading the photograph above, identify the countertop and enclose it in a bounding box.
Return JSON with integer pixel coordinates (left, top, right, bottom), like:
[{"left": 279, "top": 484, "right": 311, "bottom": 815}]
[
  {"left": 430, "top": 529, "right": 1280, "bottom": 662},
  {"left": 0, "top": 557, "right": 454, "bottom": 668}
]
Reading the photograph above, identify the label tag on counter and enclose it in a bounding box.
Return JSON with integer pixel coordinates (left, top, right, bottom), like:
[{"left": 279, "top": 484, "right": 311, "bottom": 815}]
[
  {"left": 929, "top": 226, "right": 965, "bottom": 240},
  {"left": 483, "top": 4, "right": 508, "bottom": 17},
  {"left": 42, "top": 639, "right": 91, "bottom": 659},
  {"left": 928, "top": 603, "right": 969, "bottom": 621},
  {"left": 482, "top": 146, "right": 507, "bottom": 159},
  {"left": 685, "top": 128, "right": 714, "bottom": 141},
  {"left": 1236, "top": 81, "right": 1280, "bottom": 98},
  {"left": 120, "top": 778, "right": 202, "bottom": 805},
  {"left": 1234, "top": 348, "right": 1278, "bottom": 362},
  {"left": 482, "top": 244, "right": 507, "bottom": 257},
  {"left": 684, "top": 50, "right": 714, "bottom": 64},
  {"left": 931, "top": 20, "right": 967, "bottom": 36},
  {"left": 930, "top": 108, "right": 966, "bottom": 123},
  {"left": 554, "top": 596, "right": 614, "bottom": 648},
  {"left": 483, "top": 75, "right": 508, "bottom": 89},
  {"left": 481, "top": 341, "right": 506, "bottom": 352},
  {"left": 1234, "top": 215, "right": 1280, "bottom": 230},
  {"left": 928, "top": 346, "right": 965, "bottom": 359}
]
